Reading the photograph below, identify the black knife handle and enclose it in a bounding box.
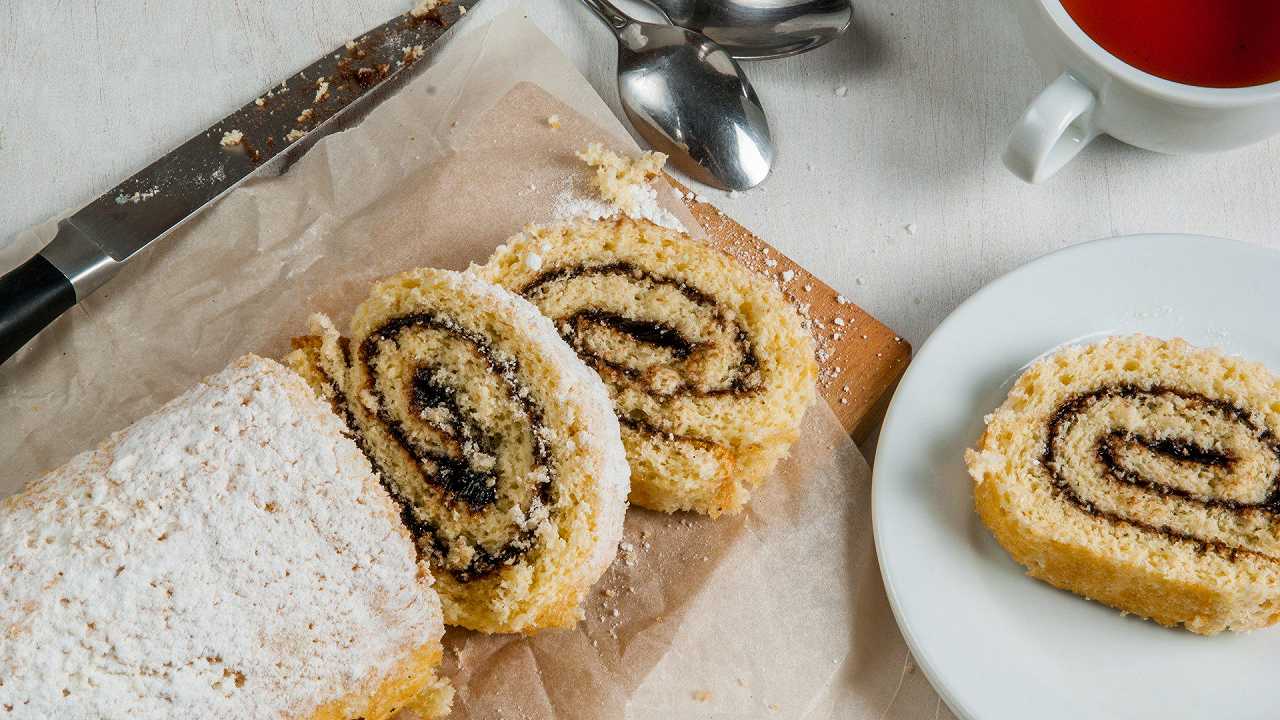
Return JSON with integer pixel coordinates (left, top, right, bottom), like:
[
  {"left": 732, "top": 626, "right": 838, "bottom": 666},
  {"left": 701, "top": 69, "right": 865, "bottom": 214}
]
[{"left": 0, "top": 254, "right": 76, "bottom": 365}]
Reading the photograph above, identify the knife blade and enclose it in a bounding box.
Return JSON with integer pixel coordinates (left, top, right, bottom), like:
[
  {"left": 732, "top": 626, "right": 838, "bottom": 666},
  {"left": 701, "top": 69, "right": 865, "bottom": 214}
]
[{"left": 0, "top": 0, "right": 478, "bottom": 365}]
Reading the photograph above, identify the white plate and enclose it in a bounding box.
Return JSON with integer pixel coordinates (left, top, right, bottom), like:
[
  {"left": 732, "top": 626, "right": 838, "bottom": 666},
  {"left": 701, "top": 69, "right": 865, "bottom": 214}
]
[{"left": 872, "top": 234, "right": 1280, "bottom": 720}]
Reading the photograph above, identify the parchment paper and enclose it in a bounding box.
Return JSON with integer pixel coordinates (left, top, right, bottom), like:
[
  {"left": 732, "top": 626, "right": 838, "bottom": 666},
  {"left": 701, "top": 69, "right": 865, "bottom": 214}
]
[{"left": 0, "top": 8, "right": 934, "bottom": 719}]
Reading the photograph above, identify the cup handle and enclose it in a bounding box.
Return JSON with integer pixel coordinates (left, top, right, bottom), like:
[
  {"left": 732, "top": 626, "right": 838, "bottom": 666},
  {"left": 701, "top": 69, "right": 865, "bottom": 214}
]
[{"left": 1003, "top": 72, "right": 1099, "bottom": 183}]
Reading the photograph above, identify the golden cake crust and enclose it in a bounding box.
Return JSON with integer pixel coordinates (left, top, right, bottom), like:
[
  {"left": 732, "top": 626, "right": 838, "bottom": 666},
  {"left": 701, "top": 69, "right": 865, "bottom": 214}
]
[
  {"left": 973, "top": 451, "right": 1258, "bottom": 632},
  {"left": 305, "top": 645, "right": 451, "bottom": 720},
  {"left": 967, "top": 335, "right": 1280, "bottom": 634}
]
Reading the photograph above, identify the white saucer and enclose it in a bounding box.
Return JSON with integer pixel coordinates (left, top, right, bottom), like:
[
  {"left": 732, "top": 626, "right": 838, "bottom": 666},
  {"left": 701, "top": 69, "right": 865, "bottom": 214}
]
[{"left": 872, "top": 234, "right": 1280, "bottom": 720}]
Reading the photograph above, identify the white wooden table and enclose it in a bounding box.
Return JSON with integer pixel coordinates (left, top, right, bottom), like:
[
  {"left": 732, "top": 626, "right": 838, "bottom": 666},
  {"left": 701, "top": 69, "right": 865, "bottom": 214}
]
[
  {"left": 5, "top": 0, "right": 1280, "bottom": 350},
  {"left": 4, "top": 3, "right": 1280, "bottom": 716}
]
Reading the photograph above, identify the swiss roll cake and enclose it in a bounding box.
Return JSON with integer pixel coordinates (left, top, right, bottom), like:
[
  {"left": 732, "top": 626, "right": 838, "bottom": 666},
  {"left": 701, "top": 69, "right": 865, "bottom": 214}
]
[
  {"left": 477, "top": 217, "right": 817, "bottom": 517},
  {"left": 0, "top": 356, "right": 451, "bottom": 719},
  {"left": 286, "top": 268, "right": 629, "bottom": 634},
  {"left": 967, "top": 335, "right": 1280, "bottom": 634}
]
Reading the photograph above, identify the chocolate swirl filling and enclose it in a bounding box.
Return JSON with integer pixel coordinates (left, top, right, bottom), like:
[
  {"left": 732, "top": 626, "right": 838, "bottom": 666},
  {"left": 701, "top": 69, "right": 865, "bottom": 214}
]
[
  {"left": 357, "top": 313, "right": 555, "bottom": 582},
  {"left": 521, "top": 262, "right": 761, "bottom": 441},
  {"left": 1044, "top": 385, "right": 1280, "bottom": 560}
]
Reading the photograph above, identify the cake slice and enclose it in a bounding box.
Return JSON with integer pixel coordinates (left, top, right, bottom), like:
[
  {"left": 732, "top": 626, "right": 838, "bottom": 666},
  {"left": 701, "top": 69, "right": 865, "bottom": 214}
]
[
  {"left": 286, "top": 268, "right": 629, "bottom": 634},
  {"left": 476, "top": 217, "right": 817, "bottom": 517},
  {"left": 967, "top": 335, "right": 1280, "bottom": 634},
  {"left": 0, "top": 356, "right": 451, "bottom": 719}
]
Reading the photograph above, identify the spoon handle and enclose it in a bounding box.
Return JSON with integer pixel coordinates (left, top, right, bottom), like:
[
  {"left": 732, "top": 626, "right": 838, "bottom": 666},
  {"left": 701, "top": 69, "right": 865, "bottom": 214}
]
[{"left": 579, "top": 0, "right": 632, "bottom": 33}]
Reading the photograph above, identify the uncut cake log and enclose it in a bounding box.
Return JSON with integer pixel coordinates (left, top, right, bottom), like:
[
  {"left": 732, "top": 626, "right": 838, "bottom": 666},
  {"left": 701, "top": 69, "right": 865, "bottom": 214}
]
[
  {"left": 967, "top": 336, "right": 1280, "bottom": 634},
  {"left": 0, "top": 356, "right": 451, "bottom": 720},
  {"left": 477, "top": 217, "right": 817, "bottom": 517},
  {"left": 287, "top": 268, "right": 629, "bottom": 634}
]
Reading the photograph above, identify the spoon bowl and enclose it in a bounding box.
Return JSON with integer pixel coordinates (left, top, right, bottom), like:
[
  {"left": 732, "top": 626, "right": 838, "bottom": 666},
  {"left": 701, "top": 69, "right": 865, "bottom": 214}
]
[
  {"left": 644, "top": 0, "right": 853, "bottom": 60},
  {"left": 582, "top": 0, "right": 774, "bottom": 190},
  {"left": 618, "top": 22, "right": 774, "bottom": 189}
]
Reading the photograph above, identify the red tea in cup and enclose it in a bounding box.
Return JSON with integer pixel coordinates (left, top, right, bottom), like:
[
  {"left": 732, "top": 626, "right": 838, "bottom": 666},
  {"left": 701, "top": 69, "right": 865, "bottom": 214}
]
[{"left": 1060, "top": 0, "right": 1280, "bottom": 88}]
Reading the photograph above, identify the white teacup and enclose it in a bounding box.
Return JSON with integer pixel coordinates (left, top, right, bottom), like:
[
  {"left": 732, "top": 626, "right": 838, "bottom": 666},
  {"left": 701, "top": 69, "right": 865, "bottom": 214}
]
[{"left": 1004, "top": 0, "right": 1280, "bottom": 183}]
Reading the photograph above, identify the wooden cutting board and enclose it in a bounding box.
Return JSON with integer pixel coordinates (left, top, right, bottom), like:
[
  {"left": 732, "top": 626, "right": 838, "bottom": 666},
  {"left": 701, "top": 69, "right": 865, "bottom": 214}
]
[
  {"left": 672, "top": 181, "right": 911, "bottom": 441},
  {"left": 459, "top": 80, "right": 910, "bottom": 442}
]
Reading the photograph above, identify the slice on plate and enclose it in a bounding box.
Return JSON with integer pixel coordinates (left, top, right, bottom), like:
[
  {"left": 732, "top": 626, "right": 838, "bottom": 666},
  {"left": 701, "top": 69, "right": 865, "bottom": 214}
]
[{"left": 967, "top": 335, "right": 1280, "bottom": 634}]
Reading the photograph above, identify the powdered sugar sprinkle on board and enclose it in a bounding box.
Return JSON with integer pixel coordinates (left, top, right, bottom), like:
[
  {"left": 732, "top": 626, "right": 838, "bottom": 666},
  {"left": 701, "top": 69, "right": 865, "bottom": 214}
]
[{"left": 552, "top": 144, "right": 686, "bottom": 232}]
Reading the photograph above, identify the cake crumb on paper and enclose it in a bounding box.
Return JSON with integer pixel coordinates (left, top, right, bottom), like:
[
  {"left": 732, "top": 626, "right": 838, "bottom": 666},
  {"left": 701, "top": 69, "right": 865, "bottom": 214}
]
[
  {"left": 693, "top": 690, "right": 713, "bottom": 702},
  {"left": 618, "top": 541, "right": 637, "bottom": 567},
  {"left": 578, "top": 142, "right": 666, "bottom": 215},
  {"left": 834, "top": 85, "right": 848, "bottom": 97},
  {"left": 114, "top": 187, "right": 159, "bottom": 205},
  {"left": 560, "top": 143, "right": 684, "bottom": 231},
  {"left": 546, "top": 114, "right": 561, "bottom": 129}
]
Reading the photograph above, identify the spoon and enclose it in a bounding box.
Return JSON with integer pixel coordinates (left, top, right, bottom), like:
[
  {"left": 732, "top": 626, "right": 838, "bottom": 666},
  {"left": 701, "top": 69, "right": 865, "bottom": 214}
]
[
  {"left": 580, "top": 0, "right": 774, "bottom": 190},
  {"left": 643, "top": 0, "right": 853, "bottom": 60}
]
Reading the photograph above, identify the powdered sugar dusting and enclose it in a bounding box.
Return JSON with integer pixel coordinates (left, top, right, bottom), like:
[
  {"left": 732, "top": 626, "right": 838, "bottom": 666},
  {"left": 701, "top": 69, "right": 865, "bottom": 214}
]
[
  {"left": 553, "top": 144, "right": 685, "bottom": 232},
  {"left": 552, "top": 174, "right": 685, "bottom": 232},
  {"left": 0, "top": 356, "right": 445, "bottom": 719}
]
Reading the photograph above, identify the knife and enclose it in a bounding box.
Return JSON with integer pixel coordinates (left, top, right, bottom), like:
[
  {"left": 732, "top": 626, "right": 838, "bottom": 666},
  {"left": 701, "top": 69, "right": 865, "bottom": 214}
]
[{"left": 0, "top": 0, "right": 477, "bottom": 365}]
